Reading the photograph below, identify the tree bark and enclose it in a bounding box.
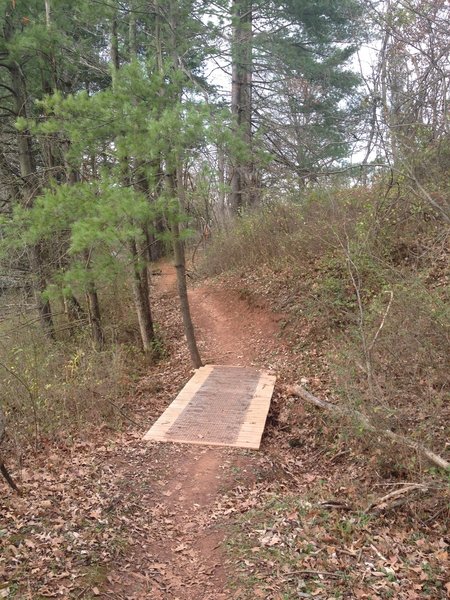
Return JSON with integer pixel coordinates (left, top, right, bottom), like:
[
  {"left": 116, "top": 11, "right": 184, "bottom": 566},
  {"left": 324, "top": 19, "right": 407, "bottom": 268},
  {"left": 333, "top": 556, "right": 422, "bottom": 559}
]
[
  {"left": 218, "top": 146, "right": 227, "bottom": 216},
  {"left": 230, "top": 0, "right": 253, "bottom": 211},
  {"left": 168, "top": 174, "right": 202, "bottom": 369},
  {"left": 125, "top": 13, "right": 157, "bottom": 352},
  {"left": 85, "top": 285, "right": 103, "bottom": 349},
  {"left": 111, "top": 17, "right": 120, "bottom": 73},
  {"left": 164, "top": 0, "right": 202, "bottom": 369},
  {"left": 44, "top": 0, "right": 51, "bottom": 28},
  {"left": 128, "top": 0, "right": 137, "bottom": 58},
  {"left": 129, "top": 238, "right": 155, "bottom": 353},
  {"left": 28, "top": 244, "right": 55, "bottom": 337},
  {"left": 83, "top": 251, "right": 104, "bottom": 348},
  {"left": 172, "top": 226, "right": 202, "bottom": 369}
]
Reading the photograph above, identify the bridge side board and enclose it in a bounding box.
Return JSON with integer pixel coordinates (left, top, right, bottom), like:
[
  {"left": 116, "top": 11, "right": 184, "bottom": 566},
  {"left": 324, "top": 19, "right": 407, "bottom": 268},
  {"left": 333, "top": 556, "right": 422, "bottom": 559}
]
[{"left": 142, "top": 365, "right": 214, "bottom": 441}]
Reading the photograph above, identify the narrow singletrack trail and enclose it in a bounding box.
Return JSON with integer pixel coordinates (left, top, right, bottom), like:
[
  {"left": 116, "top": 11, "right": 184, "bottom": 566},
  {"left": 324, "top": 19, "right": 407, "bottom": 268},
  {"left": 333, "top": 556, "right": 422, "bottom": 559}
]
[{"left": 109, "top": 262, "right": 282, "bottom": 599}]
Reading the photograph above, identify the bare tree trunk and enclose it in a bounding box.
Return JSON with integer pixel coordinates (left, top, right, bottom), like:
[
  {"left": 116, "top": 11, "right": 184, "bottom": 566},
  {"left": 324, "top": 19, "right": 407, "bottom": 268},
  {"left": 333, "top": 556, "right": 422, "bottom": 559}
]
[
  {"left": 125, "top": 15, "right": 157, "bottom": 352},
  {"left": 128, "top": 0, "right": 137, "bottom": 58},
  {"left": 218, "top": 146, "right": 227, "bottom": 216},
  {"left": 44, "top": 0, "right": 51, "bottom": 28},
  {"left": 83, "top": 251, "right": 104, "bottom": 348},
  {"left": 11, "top": 76, "right": 54, "bottom": 336},
  {"left": 168, "top": 174, "right": 202, "bottom": 369},
  {"left": 129, "top": 239, "right": 155, "bottom": 353},
  {"left": 111, "top": 17, "right": 120, "bottom": 73},
  {"left": 86, "top": 285, "right": 103, "bottom": 349},
  {"left": 172, "top": 227, "right": 202, "bottom": 369},
  {"left": 230, "top": 0, "right": 253, "bottom": 212},
  {"left": 164, "top": 0, "right": 202, "bottom": 368},
  {"left": 28, "top": 244, "right": 55, "bottom": 338}
]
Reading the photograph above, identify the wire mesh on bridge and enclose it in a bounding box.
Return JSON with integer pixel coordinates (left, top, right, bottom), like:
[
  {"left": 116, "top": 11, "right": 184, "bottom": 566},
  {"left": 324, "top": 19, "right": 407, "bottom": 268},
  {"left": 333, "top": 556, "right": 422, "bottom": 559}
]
[{"left": 143, "top": 365, "right": 276, "bottom": 449}]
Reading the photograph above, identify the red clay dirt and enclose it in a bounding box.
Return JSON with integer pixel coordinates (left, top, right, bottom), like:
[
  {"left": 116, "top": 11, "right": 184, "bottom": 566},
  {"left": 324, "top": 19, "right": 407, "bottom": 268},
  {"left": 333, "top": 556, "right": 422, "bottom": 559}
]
[{"left": 108, "top": 261, "right": 282, "bottom": 599}]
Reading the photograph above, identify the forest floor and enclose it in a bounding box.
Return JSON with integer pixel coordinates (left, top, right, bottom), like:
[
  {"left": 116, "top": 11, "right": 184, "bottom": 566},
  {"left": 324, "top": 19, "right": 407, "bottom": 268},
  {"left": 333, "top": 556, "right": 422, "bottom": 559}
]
[{"left": 1, "top": 261, "right": 449, "bottom": 599}]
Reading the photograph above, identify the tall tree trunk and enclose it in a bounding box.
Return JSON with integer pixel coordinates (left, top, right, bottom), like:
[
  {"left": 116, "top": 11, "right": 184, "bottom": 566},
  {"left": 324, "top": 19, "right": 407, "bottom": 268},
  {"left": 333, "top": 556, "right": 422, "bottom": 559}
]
[
  {"left": 168, "top": 171, "right": 202, "bottom": 369},
  {"left": 7, "top": 56, "right": 55, "bottom": 338},
  {"left": 86, "top": 285, "right": 103, "bottom": 349},
  {"left": 124, "top": 9, "right": 157, "bottom": 352},
  {"left": 111, "top": 17, "right": 120, "bottom": 73},
  {"left": 218, "top": 145, "right": 227, "bottom": 216},
  {"left": 129, "top": 0, "right": 137, "bottom": 58},
  {"left": 230, "top": 0, "right": 253, "bottom": 212},
  {"left": 83, "top": 251, "right": 104, "bottom": 348},
  {"left": 166, "top": 0, "right": 202, "bottom": 369},
  {"left": 129, "top": 238, "right": 155, "bottom": 353},
  {"left": 44, "top": 0, "right": 51, "bottom": 28}
]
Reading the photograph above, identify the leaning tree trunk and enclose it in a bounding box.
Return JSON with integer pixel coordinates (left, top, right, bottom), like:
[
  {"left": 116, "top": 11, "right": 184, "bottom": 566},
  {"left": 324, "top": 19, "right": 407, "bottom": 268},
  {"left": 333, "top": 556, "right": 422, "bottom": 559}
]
[
  {"left": 163, "top": 1, "right": 202, "bottom": 369},
  {"left": 172, "top": 223, "right": 202, "bottom": 369},
  {"left": 168, "top": 173, "right": 202, "bottom": 369}
]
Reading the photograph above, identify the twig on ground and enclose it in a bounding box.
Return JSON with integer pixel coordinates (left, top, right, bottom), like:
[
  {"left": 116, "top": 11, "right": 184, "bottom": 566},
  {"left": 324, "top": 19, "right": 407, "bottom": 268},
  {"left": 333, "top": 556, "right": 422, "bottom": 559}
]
[
  {"left": 104, "top": 398, "right": 143, "bottom": 429},
  {"left": 368, "top": 290, "right": 394, "bottom": 352},
  {"left": 283, "top": 570, "right": 346, "bottom": 580}
]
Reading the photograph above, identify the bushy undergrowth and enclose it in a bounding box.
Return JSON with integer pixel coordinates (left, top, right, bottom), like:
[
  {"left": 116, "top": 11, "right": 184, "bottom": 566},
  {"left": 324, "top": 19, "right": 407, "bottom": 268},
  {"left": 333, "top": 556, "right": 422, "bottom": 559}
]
[
  {"left": 202, "top": 185, "right": 450, "bottom": 459},
  {"left": 0, "top": 279, "right": 148, "bottom": 451}
]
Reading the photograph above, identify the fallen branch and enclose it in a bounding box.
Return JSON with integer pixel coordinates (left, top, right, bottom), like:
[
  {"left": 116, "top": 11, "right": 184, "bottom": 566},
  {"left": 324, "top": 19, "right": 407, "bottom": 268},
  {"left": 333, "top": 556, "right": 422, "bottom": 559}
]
[
  {"left": 366, "top": 484, "right": 429, "bottom": 514},
  {"left": 104, "top": 398, "right": 142, "bottom": 429},
  {"left": 0, "top": 406, "right": 22, "bottom": 496},
  {"left": 320, "top": 500, "right": 353, "bottom": 512},
  {"left": 287, "top": 385, "right": 450, "bottom": 471},
  {"left": 89, "top": 388, "right": 143, "bottom": 429}
]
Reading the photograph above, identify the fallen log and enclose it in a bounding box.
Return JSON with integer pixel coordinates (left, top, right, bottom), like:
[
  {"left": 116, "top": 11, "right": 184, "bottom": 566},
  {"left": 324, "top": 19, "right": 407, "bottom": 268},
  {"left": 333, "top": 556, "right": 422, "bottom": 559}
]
[{"left": 287, "top": 385, "right": 450, "bottom": 472}]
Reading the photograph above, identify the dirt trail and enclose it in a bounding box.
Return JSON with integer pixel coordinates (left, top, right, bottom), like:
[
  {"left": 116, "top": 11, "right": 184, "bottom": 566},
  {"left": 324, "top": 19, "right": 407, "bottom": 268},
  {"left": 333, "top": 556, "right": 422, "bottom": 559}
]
[
  {"left": 157, "top": 263, "right": 279, "bottom": 367},
  {"left": 110, "top": 262, "right": 281, "bottom": 599}
]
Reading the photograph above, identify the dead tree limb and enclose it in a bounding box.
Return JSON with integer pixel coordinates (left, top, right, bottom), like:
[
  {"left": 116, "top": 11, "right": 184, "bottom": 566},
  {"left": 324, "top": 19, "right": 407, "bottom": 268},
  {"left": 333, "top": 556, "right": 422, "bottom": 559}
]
[
  {"left": 287, "top": 385, "right": 450, "bottom": 472},
  {"left": 365, "top": 484, "right": 429, "bottom": 514},
  {"left": 0, "top": 406, "right": 22, "bottom": 496}
]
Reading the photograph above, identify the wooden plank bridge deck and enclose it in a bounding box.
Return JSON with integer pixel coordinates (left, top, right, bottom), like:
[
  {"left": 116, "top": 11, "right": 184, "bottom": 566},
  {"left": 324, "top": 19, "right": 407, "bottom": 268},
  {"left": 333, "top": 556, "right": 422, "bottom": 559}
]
[{"left": 143, "top": 365, "right": 276, "bottom": 449}]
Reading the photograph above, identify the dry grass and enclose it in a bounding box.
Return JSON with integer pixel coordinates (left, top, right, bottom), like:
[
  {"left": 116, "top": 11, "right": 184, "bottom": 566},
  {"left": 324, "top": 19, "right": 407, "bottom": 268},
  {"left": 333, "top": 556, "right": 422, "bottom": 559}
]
[{"left": 0, "top": 278, "right": 149, "bottom": 455}]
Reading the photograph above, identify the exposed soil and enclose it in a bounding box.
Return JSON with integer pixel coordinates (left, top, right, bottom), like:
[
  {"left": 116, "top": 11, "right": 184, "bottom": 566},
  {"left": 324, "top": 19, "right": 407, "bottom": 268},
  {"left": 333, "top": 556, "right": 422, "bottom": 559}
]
[{"left": 106, "top": 261, "right": 283, "bottom": 599}]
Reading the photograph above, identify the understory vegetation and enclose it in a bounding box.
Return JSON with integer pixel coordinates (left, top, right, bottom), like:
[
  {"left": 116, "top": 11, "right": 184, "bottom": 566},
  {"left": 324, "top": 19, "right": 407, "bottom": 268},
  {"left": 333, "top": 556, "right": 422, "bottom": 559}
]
[
  {"left": 202, "top": 180, "right": 449, "bottom": 470},
  {"left": 0, "top": 276, "right": 149, "bottom": 447}
]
